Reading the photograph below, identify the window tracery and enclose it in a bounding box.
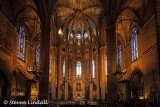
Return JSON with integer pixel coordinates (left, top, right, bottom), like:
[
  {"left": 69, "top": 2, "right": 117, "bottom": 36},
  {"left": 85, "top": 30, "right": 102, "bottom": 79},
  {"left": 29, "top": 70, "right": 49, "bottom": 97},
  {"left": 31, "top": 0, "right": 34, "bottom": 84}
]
[
  {"left": 92, "top": 59, "right": 95, "bottom": 78},
  {"left": 76, "top": 61, "right": 82, "bottom": 78},
  {"left": 106, "top": 56, "right": 108, "bottom": 75},
  {"left": 18, "top": 26, "right": 26, "bottom": 61},
  {"left": 117, "top": 41, "right": 122, "bottom": 68},
  {"left": 35, "top": 40, "right": 40, "bottom": 68},
  {"left": 63, "top": 60, "right": 65, "bottom": 78},
  {"left": 131, "top": 28, "right": 138, "bottom": 61}
]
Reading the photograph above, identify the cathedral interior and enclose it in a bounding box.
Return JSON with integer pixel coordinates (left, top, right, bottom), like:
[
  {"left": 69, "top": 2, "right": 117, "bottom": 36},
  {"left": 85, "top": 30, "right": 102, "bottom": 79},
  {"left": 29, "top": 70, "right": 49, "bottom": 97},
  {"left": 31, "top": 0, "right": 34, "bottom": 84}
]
[{"left": 0, "top": 0, "right": 160, "bottom": 107}]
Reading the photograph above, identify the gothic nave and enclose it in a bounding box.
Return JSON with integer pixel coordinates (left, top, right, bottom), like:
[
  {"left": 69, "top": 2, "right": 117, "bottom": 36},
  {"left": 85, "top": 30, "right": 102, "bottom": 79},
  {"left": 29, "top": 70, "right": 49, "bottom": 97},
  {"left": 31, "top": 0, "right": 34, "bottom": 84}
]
[{"left": 0, "top": 0, "right": 160, "bottom": 107}]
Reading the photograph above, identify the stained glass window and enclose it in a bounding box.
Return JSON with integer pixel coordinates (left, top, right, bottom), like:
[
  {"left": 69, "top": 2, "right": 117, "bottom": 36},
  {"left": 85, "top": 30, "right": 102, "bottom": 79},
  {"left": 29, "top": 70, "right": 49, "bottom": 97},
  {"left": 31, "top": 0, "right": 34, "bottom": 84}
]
[
  {"left": 84, "top": 32, "right": 88, "bottom": 38},
  {"left": 76, "top": 61, "right": 81, "bottom": 78},
  {"left": 35, "top": 42, "right": 40, "bottom": 68},
  {"left": 49, "top": 55, "right": 52, "bottom": 74},
  {"left": 131, "top": 28, "right": 138, "bottom": 61},
  {"left": 18, "top": 26, "right": 26, "bottom": 61},
  {"left": 117, "top": 41, "right": 122, "bottom": 68},
  {"left": 76, "top": 31, "right": 81, "bottom": 39},
  {"left": 106, "top": 57, "right": 108, "bottom": 75},
  {"left": 62, "top": 61, "right": 65, "bottom": 78},
  {"left": 92, "top": 59, "right": 95, "bottom": 78},
  {"left": 70, "top": 31, "right": 74, "bottom": 38}
]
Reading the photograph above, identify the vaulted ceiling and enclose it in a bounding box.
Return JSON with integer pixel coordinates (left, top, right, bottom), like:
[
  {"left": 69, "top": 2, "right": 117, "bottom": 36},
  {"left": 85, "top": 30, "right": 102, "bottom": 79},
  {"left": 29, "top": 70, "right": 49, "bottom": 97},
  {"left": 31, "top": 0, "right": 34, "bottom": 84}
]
[
  {"left": 0, "top": 0, "right": 155, "bottom": 45},
  {"left": 53, "top": 0, "right": 103, "bottom": 41}
]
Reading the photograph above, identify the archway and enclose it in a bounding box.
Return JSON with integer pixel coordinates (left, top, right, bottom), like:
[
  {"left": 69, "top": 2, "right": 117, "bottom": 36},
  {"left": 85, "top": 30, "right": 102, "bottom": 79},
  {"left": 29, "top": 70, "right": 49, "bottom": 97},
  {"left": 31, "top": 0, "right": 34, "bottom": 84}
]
[
  {"left": 130, "top": 69, "right": 144, "bottom": 101},
  {"left": 16, "top": 72, "right": 26, "bottom": 100},
  {"left": 11, "top": 72, "right": 16, "bottom": 98},
  {"left": 11, "top": 71, "right": 26, "bottom": 100},
  {"left": 0, "top": 70, "right": 8, "bottom": 100}
]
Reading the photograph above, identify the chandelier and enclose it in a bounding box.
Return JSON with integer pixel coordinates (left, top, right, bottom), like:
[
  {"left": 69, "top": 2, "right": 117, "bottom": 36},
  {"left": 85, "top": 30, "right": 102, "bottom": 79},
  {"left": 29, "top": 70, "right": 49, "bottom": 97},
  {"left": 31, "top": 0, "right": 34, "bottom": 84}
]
[
  {"left": 27, "top": 62, "right": 42, "bottom": 83},
  {"left": 112, "top": 68, "right": 128, "bottom": 83},
  {"left": 27, "top": 17, "right": 42, "bottom": 83}
]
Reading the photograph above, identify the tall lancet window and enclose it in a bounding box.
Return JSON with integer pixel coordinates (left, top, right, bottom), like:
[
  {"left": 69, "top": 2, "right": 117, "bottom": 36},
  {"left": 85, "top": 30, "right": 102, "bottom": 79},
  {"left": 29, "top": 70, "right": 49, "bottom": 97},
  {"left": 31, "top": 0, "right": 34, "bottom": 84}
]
[
  {"left": 131, "top": 28, "right": 138, "bottom": 61},
  {"left": 117, "top": 41, "right": 122, "bottom": 68},
  {"left": 62, "top": 61, "right": 65, "bottom": 78},
  {"left": 106, "top": 56, "right": 108, "bottom": 75},
  {"left": 18, "top": 26, "right": 26, "bottom": 61},
  {"left": 92, "top": 59, "right": 95, "bottom": 78},
  {"left": 76, "top": 61, "right": 82, "bottom": 78},
  {"left": 49, "top": 55, "right": 52, "bottom": 74},
  {"left": 35, "top": 41, "right": 40, "bottom": 68}
]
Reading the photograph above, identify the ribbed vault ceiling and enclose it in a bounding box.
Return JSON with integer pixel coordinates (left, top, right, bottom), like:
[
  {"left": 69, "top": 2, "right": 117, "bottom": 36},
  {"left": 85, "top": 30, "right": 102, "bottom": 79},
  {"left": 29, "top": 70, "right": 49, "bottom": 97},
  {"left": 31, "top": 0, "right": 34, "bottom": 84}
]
[{"left": 54, "top": 0, "right": 103, "bottom": 39}]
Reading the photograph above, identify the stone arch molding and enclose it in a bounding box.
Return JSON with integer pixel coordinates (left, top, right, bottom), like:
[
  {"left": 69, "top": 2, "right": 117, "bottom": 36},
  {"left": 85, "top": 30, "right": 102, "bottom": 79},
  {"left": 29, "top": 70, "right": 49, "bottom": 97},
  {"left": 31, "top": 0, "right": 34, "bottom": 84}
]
[
  {"left": 13, "top": 66, "right": 30, "bottom": 80},
  {"left": 129, "top": 69, "right": 144, "bottom": 99},
  {"left": 11, "top": 68, "right": 27, "bottom": 98},
  {"left": 116, "top": 8, "right": 141, "bottom": 47},
  {"left": 15, "top": 6, "right": 40, "bottom": 42}
]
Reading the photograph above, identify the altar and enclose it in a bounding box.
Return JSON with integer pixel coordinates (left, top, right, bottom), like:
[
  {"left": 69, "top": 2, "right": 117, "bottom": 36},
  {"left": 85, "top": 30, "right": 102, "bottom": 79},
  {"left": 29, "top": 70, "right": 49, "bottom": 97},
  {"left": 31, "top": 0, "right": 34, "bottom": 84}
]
[{"left": 73, "top": 79, "right": 85, "bottom": 101}]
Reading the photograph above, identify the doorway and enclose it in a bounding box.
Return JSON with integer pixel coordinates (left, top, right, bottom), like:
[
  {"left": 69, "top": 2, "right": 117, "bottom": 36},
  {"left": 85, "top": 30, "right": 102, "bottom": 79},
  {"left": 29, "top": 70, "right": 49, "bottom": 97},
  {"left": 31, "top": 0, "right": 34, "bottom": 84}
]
[
  {"left": 130, "top": 70, "right": 144, "bottom": 101},
  {"left": 11, "top": 71, "right": 26, "bottom": 100}
]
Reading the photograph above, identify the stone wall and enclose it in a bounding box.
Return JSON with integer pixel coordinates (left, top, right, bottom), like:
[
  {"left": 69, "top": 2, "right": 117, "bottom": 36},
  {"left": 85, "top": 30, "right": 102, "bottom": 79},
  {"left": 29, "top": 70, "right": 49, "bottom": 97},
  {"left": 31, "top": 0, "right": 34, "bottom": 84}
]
[
  {"left": 0, "top": 12, "right": 32, "bottom": 79},
  {"left": 124, "top": 14, "right": 159, "bottom": 99},
  {"left": 0, "top": 12, "right": 18, "bottom": 75}
]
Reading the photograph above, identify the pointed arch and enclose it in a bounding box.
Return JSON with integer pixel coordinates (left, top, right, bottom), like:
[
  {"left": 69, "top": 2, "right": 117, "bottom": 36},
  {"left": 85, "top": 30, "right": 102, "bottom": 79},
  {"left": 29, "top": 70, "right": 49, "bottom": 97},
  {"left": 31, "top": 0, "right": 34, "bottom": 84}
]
[
  {"left": 92, "top": 59, "right": 95, "bottom": 78},
  {"left": 116, "top": 38, "right": 122, "bottom": 68},
  {"left": 116, "top": 7, "right": 141, "bottom": 45},
  {"left": 131, "top": 27, "right": 138, "bottom": 61},
  {"left": 18, "top": 26, "right": 26, "bottom": 61},
  {"left": 116, "top": 7, "right": 142, "bottom": 26},
  {"left": 76, "top": 61, "right": 82, "bottom": 78},
  {"left": 14, "top": 5, "right": 39, "bottom": 25},
  {"left": 130, "top": 69, "right": 144, "bottom": 99}
]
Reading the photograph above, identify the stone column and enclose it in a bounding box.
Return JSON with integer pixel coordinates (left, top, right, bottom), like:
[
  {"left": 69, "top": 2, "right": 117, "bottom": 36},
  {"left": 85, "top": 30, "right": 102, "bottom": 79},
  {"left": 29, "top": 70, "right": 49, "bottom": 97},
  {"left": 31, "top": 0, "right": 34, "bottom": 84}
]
[
  {"left": 95, "top": 53, "right": 100, "bottom": 99},
  {"left": 73, "top": 55, "right": 76, "bottom": 80},
  {"left": 65, "top": 58, "right": 68, "bottom": 100},
  {"left": 85, "top": 54, "right": 89, "bottom": 99},
  {"left": 89, "top": 82, "right": 93, "bottom": 101},
  {"left": 155, "top": 0, "right": 160, "bottom": 77},
  {"left": 89, "top": 51, "right": 93, "bottom": 100},
  {"left": 39, "top": 23, "right": 50, "bottom": 100},
  {"left": 26, "top": 81, "right": 31, "bottom": 100},
  {"left": 100, "top": 46, "right": 106, "bottom": 100},
  {"left": 68, "top": 56, "right": 72, "bottom": 99},
  {"left": 72, "top": 55, "right": 76, "bottom": 98},
  {"left": 51, "top": 46, "right": 57, "bottom": 100},
  {"left": 57, "top": 53, "right": 62, "bottom": 100},
  {"left": 7, "top": 80, "right": 11, "bottom": 100},
  {"left": 82, "top": 55, "right": 85, "bottom": 98},
  {"left": 106, "top": 24, "right": 117, "bottom": 101}
]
